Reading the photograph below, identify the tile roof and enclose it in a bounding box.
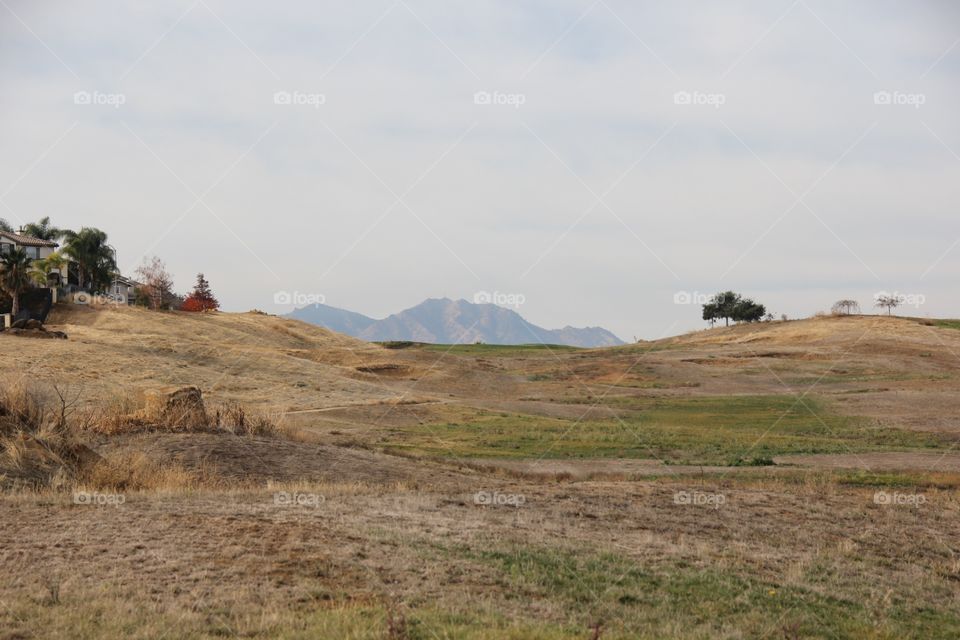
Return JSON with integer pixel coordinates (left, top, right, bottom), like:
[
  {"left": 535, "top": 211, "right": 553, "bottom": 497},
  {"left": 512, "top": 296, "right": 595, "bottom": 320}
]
[{"left": 0, "top": 231, "right": 59, "bottom": 247}]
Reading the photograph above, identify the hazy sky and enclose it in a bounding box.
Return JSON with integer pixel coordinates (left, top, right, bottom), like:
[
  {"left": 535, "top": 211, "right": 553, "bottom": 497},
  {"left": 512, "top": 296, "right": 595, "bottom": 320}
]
[{"left": 2, "top": 0, "right": 958, "bottom": 340}]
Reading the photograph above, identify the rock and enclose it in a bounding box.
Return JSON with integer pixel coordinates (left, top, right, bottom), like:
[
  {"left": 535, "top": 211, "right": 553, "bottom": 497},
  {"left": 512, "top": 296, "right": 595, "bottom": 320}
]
[
  {"left": 145, "top": 386, "right": 208, "bottom": 429},
  {"left": 5, "top": 328, "right": 67, "bottom": 340},
  {"left": 11, "top": 318, "right": 27, "bottom": 329},
  {"left": 25, "top": 319, "right": 43, "bottom": 330}
]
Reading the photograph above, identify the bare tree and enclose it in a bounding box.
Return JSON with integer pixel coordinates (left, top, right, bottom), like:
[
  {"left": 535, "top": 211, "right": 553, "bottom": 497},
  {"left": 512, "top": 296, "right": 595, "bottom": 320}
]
[
  {"left": 831, "top": 299, "right": 860, "bottom": 316},
  {"left": 874, "top": 294, "right": 900, "bottom": 316},
  {"left": 135, "top": 256, "right": 175, "bottom": 310}
]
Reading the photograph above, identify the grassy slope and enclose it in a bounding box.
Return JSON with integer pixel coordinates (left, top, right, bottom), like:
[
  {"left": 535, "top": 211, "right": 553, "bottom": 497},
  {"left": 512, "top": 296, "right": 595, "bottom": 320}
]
[{"left": 381, "top": 395, "right": 951, "bottom": 465}]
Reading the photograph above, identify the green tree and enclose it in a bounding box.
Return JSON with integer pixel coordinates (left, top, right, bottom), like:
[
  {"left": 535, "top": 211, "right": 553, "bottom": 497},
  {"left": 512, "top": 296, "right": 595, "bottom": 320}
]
[
  {"left": 0, "top": 218, "right": 13, "bottom": 233},
  {"left": 21, "top": 216, "right": 67, "bottom": 241},
  {"left": 62, "top": 227, "right": 116, "bottom": 292},
  {"left": 704, "top": 291, "right": 740, "bottom": 326},
  {"left": 731, "top": 298, "right": 766, "bottom": 323},
  {"left": 32, "top": 250, "right": 68, "bottom": 286},
  {"left": 0, "top": 247, "right": 34, "bottom": 317},
  {"left": 703, "top": 291, "right": 766, "bottom": 326}
]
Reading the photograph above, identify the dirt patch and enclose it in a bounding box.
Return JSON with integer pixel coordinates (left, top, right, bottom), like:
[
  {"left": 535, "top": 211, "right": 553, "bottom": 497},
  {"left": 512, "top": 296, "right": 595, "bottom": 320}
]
[{"left": 90, "top": 432, "right": 468, "bottom": 485}]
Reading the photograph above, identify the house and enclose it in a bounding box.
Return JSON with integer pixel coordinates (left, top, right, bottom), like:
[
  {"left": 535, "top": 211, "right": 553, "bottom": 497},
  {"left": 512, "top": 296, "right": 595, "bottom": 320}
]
[
  {"left": 0, "top": 230, "right": 65, "bottom": 285},
  {"left": 108, "top": 275, "right": 139, "bottom": 305}
]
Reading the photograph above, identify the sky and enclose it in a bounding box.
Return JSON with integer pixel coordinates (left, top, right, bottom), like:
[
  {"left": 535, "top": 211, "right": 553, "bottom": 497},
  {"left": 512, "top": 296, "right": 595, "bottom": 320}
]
[{"left": 1, "top": 0, "right": 958, "bottom": 340}]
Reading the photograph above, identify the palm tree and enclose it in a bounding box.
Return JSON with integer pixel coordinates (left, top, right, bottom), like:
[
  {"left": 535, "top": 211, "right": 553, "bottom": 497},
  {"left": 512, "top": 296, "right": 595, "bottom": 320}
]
[
  {"left": 62, "top": 227, "right": 117, "bottom": 292},
  {"left": 21, "top": 216, "right": 66, "bottom": 241},
  {"left": 1, "top": 247, "right": 34, "bottom": 317},
  {"left": 32, "top": 250, "right": 68, "bottom": 286}
]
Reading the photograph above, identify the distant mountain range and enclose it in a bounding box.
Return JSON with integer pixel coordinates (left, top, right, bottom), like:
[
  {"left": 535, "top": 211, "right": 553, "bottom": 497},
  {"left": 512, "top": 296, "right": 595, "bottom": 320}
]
[{"left": 287, "top": 298, "right": 625, "bottom": 348}]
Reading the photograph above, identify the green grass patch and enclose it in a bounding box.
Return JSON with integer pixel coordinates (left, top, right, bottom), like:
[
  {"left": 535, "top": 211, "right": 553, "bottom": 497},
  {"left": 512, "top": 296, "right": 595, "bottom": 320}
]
[
  {"left": 418, "top": 343, "right": 581, "bottom": 356},
  {"left": 381, "top": 395, "right": 951, "bottom": 465},
  {"left": 934, "top": 319, "right": 960, "bottom": 331},
  {"left": 836, "top": 470, "right": 960, "bottom": 489},
  {"left": 451, "top": 543, "right": 960, "bottom": 639}
]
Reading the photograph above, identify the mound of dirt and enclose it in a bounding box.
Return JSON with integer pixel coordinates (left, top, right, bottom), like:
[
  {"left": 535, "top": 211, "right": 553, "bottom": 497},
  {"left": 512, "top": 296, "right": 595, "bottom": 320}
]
[{"left": 90, "top": 432, "right": 465, "bottom": 485}]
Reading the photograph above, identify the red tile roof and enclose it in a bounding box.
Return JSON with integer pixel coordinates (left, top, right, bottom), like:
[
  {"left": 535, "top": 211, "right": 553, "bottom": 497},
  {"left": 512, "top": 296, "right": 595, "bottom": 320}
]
[{"left": 0, "top": 231, "right": 59, "bottom": 248}]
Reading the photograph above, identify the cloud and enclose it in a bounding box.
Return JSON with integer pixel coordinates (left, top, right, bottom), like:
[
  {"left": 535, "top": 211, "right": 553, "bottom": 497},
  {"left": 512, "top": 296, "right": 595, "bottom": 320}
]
[{"left": 0, "top": 0, "right": 957, "bottom": 338}]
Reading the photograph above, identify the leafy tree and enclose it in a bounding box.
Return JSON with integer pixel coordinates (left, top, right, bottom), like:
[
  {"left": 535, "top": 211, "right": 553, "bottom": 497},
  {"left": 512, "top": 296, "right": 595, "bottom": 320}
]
[
  {"left": 62, "top": 227, "right": 116, "bottom": 291},
  {"left": 135, "top": 256, "right": 175, "bottom": 310},
  {"left": 875, "top": 294, "right": 900, "bottom": 316},
  {"left": 31, "top": 250, "right": 68, "bottom": 286},
  {"left": 181, "top": 273, "right": 219, "bottom": 312},
  {"left": 21, "top": 217, "right": 67, "bottom": 241},
  {"left": 0, "top": 218, "right": 13, "bottom": 233},
  {"left": 831, "top": 300, "right": 860, "bottom": 315},
  {"left": 731, "top": 298, "right": 766, "bottom": 323},
  {"left": 703, "top": 291, "right": 740, "bottom": 326},
  {"left": 702, "top": 291, "right": 766, "bottom": 326},
  {"left": 702, "top": 301, "right": 719, "bottom": 327},
  {"left": 0, "top": 247, "right": 34, "bottom": 317}
]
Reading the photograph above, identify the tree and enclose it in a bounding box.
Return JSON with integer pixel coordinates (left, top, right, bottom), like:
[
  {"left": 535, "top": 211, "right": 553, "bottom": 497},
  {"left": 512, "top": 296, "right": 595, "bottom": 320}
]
[
  {"left": 702, "top": 301, "right": 719, "bottom": 327},
  {"left": 702, "top": 291, "right": 767, "bottom": 326},
  {"left": 0, "top": 247, "right": 34, "bottom": 317},
  {"left": 875, "top": 294, "right": 900, "bottom": 316},
  {"left": 181, "top": 273, "right": 219, "bottom": 312},
  {"left": 0, "top": 218, "right": 13, "bottom": 233},
  {"left": 32, "top": 250, "right": 68, "bottom": 286},
  {"left": 21, "top": 217, "right": 66, "bottom": 241},
  {"left": 731, "top": 298, "right": 766, "bottom": 323},
  {"left": 135, "top": 256, "right": 175, "bottom": 310},
  {"left": 831, "top": 300, "right": 860, "bottom": 316},
  {"left": 62, "top": 227, "right": 116, "bottom": 291},
  {"left": 703, "top": 291, "right": 741, "bottom": 326}
]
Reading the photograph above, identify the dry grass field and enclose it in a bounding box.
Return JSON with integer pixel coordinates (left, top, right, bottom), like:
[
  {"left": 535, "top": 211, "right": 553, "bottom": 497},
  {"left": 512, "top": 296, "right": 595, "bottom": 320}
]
[{"left": 3, "top": 305, "right": 960, "bottom": 638}]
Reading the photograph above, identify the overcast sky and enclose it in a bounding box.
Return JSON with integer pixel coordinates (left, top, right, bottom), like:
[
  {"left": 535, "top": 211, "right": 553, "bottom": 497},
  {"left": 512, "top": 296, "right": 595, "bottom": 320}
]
[{"left": 1, "top": 1, "right": 958, "bottom": 340}]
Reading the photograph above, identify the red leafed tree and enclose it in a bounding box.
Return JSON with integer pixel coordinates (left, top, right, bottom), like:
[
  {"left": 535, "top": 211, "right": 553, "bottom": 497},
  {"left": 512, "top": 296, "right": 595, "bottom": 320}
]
[{"left": 181, "top": 273, "right": 219, "bottom": 312}]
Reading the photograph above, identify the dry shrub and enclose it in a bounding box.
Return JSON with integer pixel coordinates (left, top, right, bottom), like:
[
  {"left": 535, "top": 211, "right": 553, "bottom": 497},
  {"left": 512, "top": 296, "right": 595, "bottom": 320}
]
[
  {"left": 81, "top": 389, "right": 280, "bottom": 437},
  {"left": 0, "top": 381, "right": 278, "bottom": 491},
  {"left": 0, "top": 382, "right": 95, "bottom": 491},
  {"left": 211, "top": 402, "right": 278, "bottom": 437},
  {"left": 78, "top": 452, "right": 212, "bottom": 492}
]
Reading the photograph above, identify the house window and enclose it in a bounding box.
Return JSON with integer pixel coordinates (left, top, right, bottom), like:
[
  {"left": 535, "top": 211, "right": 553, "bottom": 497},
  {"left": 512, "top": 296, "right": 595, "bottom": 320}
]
[
  {"left": 25, "top": 246, "right": 39, "bottom": 260},
  {"left": 0, "top": 243, "right": 11, "bottom": 255}
]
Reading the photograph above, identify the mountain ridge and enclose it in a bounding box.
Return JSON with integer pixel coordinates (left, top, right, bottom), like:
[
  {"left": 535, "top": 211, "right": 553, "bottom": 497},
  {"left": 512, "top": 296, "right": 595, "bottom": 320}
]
[{"left": 287, "top": 297, "right": 625, "bottom": 347}]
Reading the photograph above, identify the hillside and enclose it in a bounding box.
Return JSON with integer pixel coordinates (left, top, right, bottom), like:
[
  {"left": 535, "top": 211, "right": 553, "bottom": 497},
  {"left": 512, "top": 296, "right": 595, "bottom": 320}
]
[
  {"left": 5, "top": 307, "right": 960, "bottom": 638},
  {"left": 287, "top": 298, "right": 625, "bottom": 347}
]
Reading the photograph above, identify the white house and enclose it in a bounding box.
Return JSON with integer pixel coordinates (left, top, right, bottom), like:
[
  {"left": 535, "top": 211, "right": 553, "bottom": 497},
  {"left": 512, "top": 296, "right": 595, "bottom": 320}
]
[{"left": 0, "top": 230, "right": 65, "bottom": 285}]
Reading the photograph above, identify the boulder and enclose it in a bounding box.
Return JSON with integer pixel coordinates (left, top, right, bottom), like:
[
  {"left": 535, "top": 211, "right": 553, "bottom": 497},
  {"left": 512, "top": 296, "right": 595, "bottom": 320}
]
[{"left": 145, "top": 386, "right": 208, "bottom": 429}]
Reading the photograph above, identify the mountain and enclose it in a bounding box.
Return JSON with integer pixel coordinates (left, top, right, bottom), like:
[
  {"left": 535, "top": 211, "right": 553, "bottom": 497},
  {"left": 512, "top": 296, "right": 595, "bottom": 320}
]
[
  {"left": 287, "top": 303, "right": 376, "bottom": 336},
  {"left": 286, "top": 298, "right": 625, "bottom": 347}
]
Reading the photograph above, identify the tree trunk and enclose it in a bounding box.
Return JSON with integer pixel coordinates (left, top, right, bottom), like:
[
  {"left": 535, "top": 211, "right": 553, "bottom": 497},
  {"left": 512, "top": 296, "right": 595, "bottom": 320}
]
[
  {"left": 725, "top": 317, "right": 729, "bottom": 326},
  {"left": 11, "top": 289, "right": 20, "bottom": 317}
]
